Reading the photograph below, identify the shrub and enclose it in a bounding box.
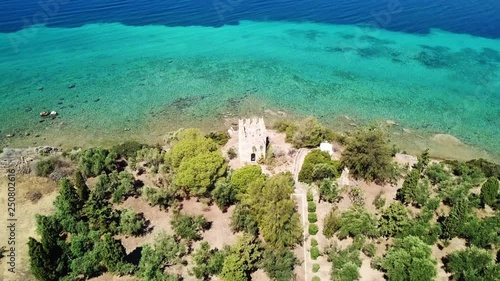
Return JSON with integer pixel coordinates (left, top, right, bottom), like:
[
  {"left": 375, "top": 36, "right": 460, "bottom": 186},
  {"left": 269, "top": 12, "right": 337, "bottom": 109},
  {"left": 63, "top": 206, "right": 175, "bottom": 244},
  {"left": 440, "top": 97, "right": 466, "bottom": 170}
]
[
  {"left": 312, "top": 277, "right": 320, "bottom": 281},
  {"left": 311, "top": 238, "right": 318, "bottom": 247},
  {"left": 308, "top": 213, "right": 318, "bottom": 223},
  {"left": 348, "top": 186, "right": 365, "bottom": 206},
  {"left": 373, "top": 191, "right": 386, "bottom": 209},
  {"left": 309, "top": 224, "right": 319, "bottom": 235},
  {"left": 337, "top": 207, "right": 379, "bottom": 239},
  {"left": 425, "top": 163, "right": 450, "bottom": 185},
  {"left": 379, "top": 202, "right": 410, "bottom": 237},
  {"left": 323, "top": 208, "right": 341, "bottom": 238},
  {"left": 227, "top": 147, "right": 237, "bottom": 160},
  {"left": 310, "top": 246, "right": 320, "bottom": 260},
  {"left": 143, "top": 186, "right": 176, "bottom": 210},
  {"left": 119, "top": 208, "right": 146, "bottom": 236},
  {"left": 212, "top": 180, "right": 238, "bottom": 212},
  {"left": 206, "top": 131, "right": 230, "bottom": 146},
  {"left": 480, "top": 177, "right": 499, "bottom": 208},
  {"left": 326, "top": 243, "right": 361, "bottom": 281},
  {"left": 341, "top": 128, "right": 396, "bottom": 183},
  {"left": 312, "top": 263, "right": 320, "bottom": 273},
  {"left": 35, "top": 157, "right": 57, "bottom": 177},
  {"left": 445, "top": 247, "right": 499, "bottom": 281},
  {"left": 319, "top": 178, "right": 342, "bottom": 203},
  {"left": 308, "top": 201, "right": 316, "bottom": 213},
  {"left": 77, "top": 148, "right": 117, "bottom": 177},
  {"left": 362, "top": 243, "right": 377, "bottom": 258},
  {"left": 262, "top": 247, "right": 298, "bottom": 281},
  {"left": 110, "top": 141, "right": 148, "bottom": 158},
  {"left": 307, "top": 191, "right": 314, "bottom": 202},
  {"left": 281, "top": 117, "right": 332, "bottom": 148},
  {"left": 299, "top": 150, "right": 339, "bottom": 184},
  {"left": 171, "top": 212, "right": 209, "bottom": 241},
  {"left": 382, "top": 236, "right": 436, "bottom": 281}
]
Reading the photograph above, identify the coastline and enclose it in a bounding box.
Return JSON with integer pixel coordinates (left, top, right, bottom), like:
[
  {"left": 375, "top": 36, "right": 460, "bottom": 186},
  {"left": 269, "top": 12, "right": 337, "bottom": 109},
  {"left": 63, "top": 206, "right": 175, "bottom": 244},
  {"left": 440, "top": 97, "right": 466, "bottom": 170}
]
[{"left": 1, "top": 106, "right": 498, "bottom": 164}]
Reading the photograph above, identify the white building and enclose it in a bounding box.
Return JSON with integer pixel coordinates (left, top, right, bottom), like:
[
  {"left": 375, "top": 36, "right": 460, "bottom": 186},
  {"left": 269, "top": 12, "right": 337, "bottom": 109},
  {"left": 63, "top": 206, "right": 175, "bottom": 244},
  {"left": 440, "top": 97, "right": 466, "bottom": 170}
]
[{"left": 319, "top": 141, "right": 333, "bottom": 156}]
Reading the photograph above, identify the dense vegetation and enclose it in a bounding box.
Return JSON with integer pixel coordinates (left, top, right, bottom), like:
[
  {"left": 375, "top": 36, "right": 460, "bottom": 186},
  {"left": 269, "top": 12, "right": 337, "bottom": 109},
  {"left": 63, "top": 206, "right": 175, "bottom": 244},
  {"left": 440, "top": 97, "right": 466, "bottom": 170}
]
[
  {"left": 27, "top": 127, "right": 307, "bottom": 281},
  {"left": 25, "top": 123, "right": 500, "bottom": 281},
  {"left": 341, "top": 128, "right": 397, "bottom": 183}
]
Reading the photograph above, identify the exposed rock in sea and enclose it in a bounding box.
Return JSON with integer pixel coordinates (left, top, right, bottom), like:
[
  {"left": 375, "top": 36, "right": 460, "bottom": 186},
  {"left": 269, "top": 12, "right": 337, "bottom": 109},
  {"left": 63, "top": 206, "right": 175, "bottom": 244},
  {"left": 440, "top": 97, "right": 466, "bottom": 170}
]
[
  {"left": 40, "top": 111, "right": 50, "bottom": 117},
  {"left": 68, "top": 84, "right": 76, "bottom": 89},
  {"left": 6, "top": 134, "right": 14, "bottom": 138},
  {"left": 50, "top": 111, "right": 57, "bottom": 117},
  {"left": 386, "top": 120, "right": 397, "bottom": 126}
]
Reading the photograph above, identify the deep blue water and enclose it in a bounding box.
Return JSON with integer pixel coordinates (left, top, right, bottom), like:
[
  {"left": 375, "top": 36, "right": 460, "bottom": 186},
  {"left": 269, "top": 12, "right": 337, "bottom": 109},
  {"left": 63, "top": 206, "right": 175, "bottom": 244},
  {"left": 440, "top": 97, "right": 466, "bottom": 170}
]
[{"left": 1, "top": 0, "right": 499, "bottom": 38}]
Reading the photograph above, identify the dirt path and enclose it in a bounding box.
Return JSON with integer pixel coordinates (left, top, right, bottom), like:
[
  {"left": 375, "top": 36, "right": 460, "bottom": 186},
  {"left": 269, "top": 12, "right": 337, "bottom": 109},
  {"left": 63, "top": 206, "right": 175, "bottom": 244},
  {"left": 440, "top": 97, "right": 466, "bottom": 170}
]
[{"left": 292, "top": 148, "right": 313, "bottom": 281}]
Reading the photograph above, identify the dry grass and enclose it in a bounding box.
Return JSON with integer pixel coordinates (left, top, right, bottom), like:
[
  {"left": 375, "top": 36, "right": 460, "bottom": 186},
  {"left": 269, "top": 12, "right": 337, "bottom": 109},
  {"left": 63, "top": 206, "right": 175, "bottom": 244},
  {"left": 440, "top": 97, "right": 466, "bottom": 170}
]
[{"left": 0, "top": 174, "right": 58, "bottom": 281}]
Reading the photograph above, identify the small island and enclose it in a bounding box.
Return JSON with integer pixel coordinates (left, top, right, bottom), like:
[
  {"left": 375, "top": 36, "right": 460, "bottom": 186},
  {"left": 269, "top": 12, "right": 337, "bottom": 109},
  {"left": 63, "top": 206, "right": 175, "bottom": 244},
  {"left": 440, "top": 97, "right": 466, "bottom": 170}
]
[{"left": 0, "top": 117, "right": 498, "bottom": 281}]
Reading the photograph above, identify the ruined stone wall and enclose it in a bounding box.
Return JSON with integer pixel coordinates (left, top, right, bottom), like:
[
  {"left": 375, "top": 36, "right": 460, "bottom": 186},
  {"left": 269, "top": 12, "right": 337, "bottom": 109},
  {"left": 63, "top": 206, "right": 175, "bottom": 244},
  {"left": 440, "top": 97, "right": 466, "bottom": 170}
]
[{"left": 238, "top": 117, "right": 267, "bottom": 163}]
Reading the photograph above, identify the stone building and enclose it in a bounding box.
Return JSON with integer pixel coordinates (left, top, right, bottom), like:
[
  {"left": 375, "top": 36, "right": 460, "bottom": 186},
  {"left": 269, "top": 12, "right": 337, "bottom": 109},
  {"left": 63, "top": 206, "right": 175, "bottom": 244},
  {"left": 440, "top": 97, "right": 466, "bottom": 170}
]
[{"left": 238, "top": 117, "right": 267, "bottom": 163}]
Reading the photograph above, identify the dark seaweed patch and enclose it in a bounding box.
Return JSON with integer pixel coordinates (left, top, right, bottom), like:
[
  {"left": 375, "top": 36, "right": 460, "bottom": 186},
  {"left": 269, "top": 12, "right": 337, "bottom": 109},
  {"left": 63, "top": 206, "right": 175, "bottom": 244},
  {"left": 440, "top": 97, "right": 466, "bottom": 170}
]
[
  {"left": 414, "top": 50, "right": 450, "bottom": 69},
  {"left": 359, "top": 35, "right": 395, "bottom": 45},
  {"left": 170, "top": 95, "right": 206, "bottom": 110}
]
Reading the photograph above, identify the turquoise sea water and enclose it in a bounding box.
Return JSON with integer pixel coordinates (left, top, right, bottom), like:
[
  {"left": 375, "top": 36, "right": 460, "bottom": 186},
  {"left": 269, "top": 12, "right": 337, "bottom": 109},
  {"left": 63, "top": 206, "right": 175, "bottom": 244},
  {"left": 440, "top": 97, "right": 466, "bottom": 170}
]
[{"left": 0, "top": 21, "right": 499, "bottom": 158}]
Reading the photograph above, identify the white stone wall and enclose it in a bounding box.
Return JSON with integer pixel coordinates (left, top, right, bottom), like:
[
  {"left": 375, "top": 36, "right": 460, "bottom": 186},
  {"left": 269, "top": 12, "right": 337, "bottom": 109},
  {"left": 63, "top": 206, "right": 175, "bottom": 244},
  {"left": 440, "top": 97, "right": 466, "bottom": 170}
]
[{"left": 238, "top": 117, "right": 267, "bottom": 163}]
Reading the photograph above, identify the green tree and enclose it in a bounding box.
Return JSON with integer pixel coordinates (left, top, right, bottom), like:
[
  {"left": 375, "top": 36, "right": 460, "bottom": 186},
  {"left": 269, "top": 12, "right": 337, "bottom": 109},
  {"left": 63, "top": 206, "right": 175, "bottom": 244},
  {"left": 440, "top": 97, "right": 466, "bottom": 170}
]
[
  {"left": 325, "top": 243, "right": 362, "bottom": 281},
  {"left": 212, "top": 179, "right": 238, "bottom": 212},
  {"left": 336, "top": 207, "right": 379, "bottom": 239},
  {"left": 425, "top": 163, "right": 450, "bottom": 185},
  {"left": 262, "top": 247, "right": 298, "bottom": 281},
  {"left": 445, "top": 247, "right": 499, "bottom": 281},
  {"left": 171, "top": 212, "right": 208, "bottom": 241},
  {"left": 288, "top": 117, "right": 331, "bottom": 148},
  {"left": 299, "top": 150, "right": 338, "bottom": 184},
  {"left": 54, "top": 179, "right": 83, "bottom": 233},
  {"left": 83, "top": 188, "right": 120, "bottom": 234},
  {"left": 230, "top": 203, "right": 259, "bottom": 235},
  {"left": 143, "top": 186, "right": 177, "bottom": 210},
  {"left": 379, "top": 202, "right": 410, "bottom": 237},
  {"left": 382, "top": 236, "right": 437, "bottom": 281},
  {"left": 174, "top": 152, "right": 227, "bottom": 197},
  {"left": 94, "top": 233, "right": 130, "bottom": 274},
  {"left": 480, "top": 177, "right": 499, "bottom": 207},
  {"left": 319, "top": 178, "right": 341, "bottom": 203},
  {"left": 119, "top": 208, "right": 146, "bottom": 236},
  {"left": 220, "top": 234, "right": 262, "bottom": 281},
  {"left": 230, "top": 165, "right": 266, "bottom": 195},
  {"left": 136, "top": 232, "right": 186, "bottom": 281},
  {"left": 340, "top": 129, "right": 395, "bottom": 183},
  {"left": 260, "top": 199, "right": 303, "bottom": 248},
  {"left": 73, "top": 170, "right": 89, "bottom": 202},
  {"left": 28, "top": 215, "right": 70, "bottom": 281},
  {"left": 190, "top": 242, "right": 225, "bottom": 280},
  {"left": 440, "top": 198, "right": 470, "bottom": 239},
  {"left": 414, "top": 149, "right": 430, "bottom": 173},
  {"left": 245, "top": 173, "right": 303, "bottom": 248},
  {"left": 165, "top": 129, "right": 219, "bottom": 169},
  {"left": 461, "top": 214, "right": 500, "bottom": 249},
  {"left": 77, "top": 148, "right": 117, "bottom": 177}
]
